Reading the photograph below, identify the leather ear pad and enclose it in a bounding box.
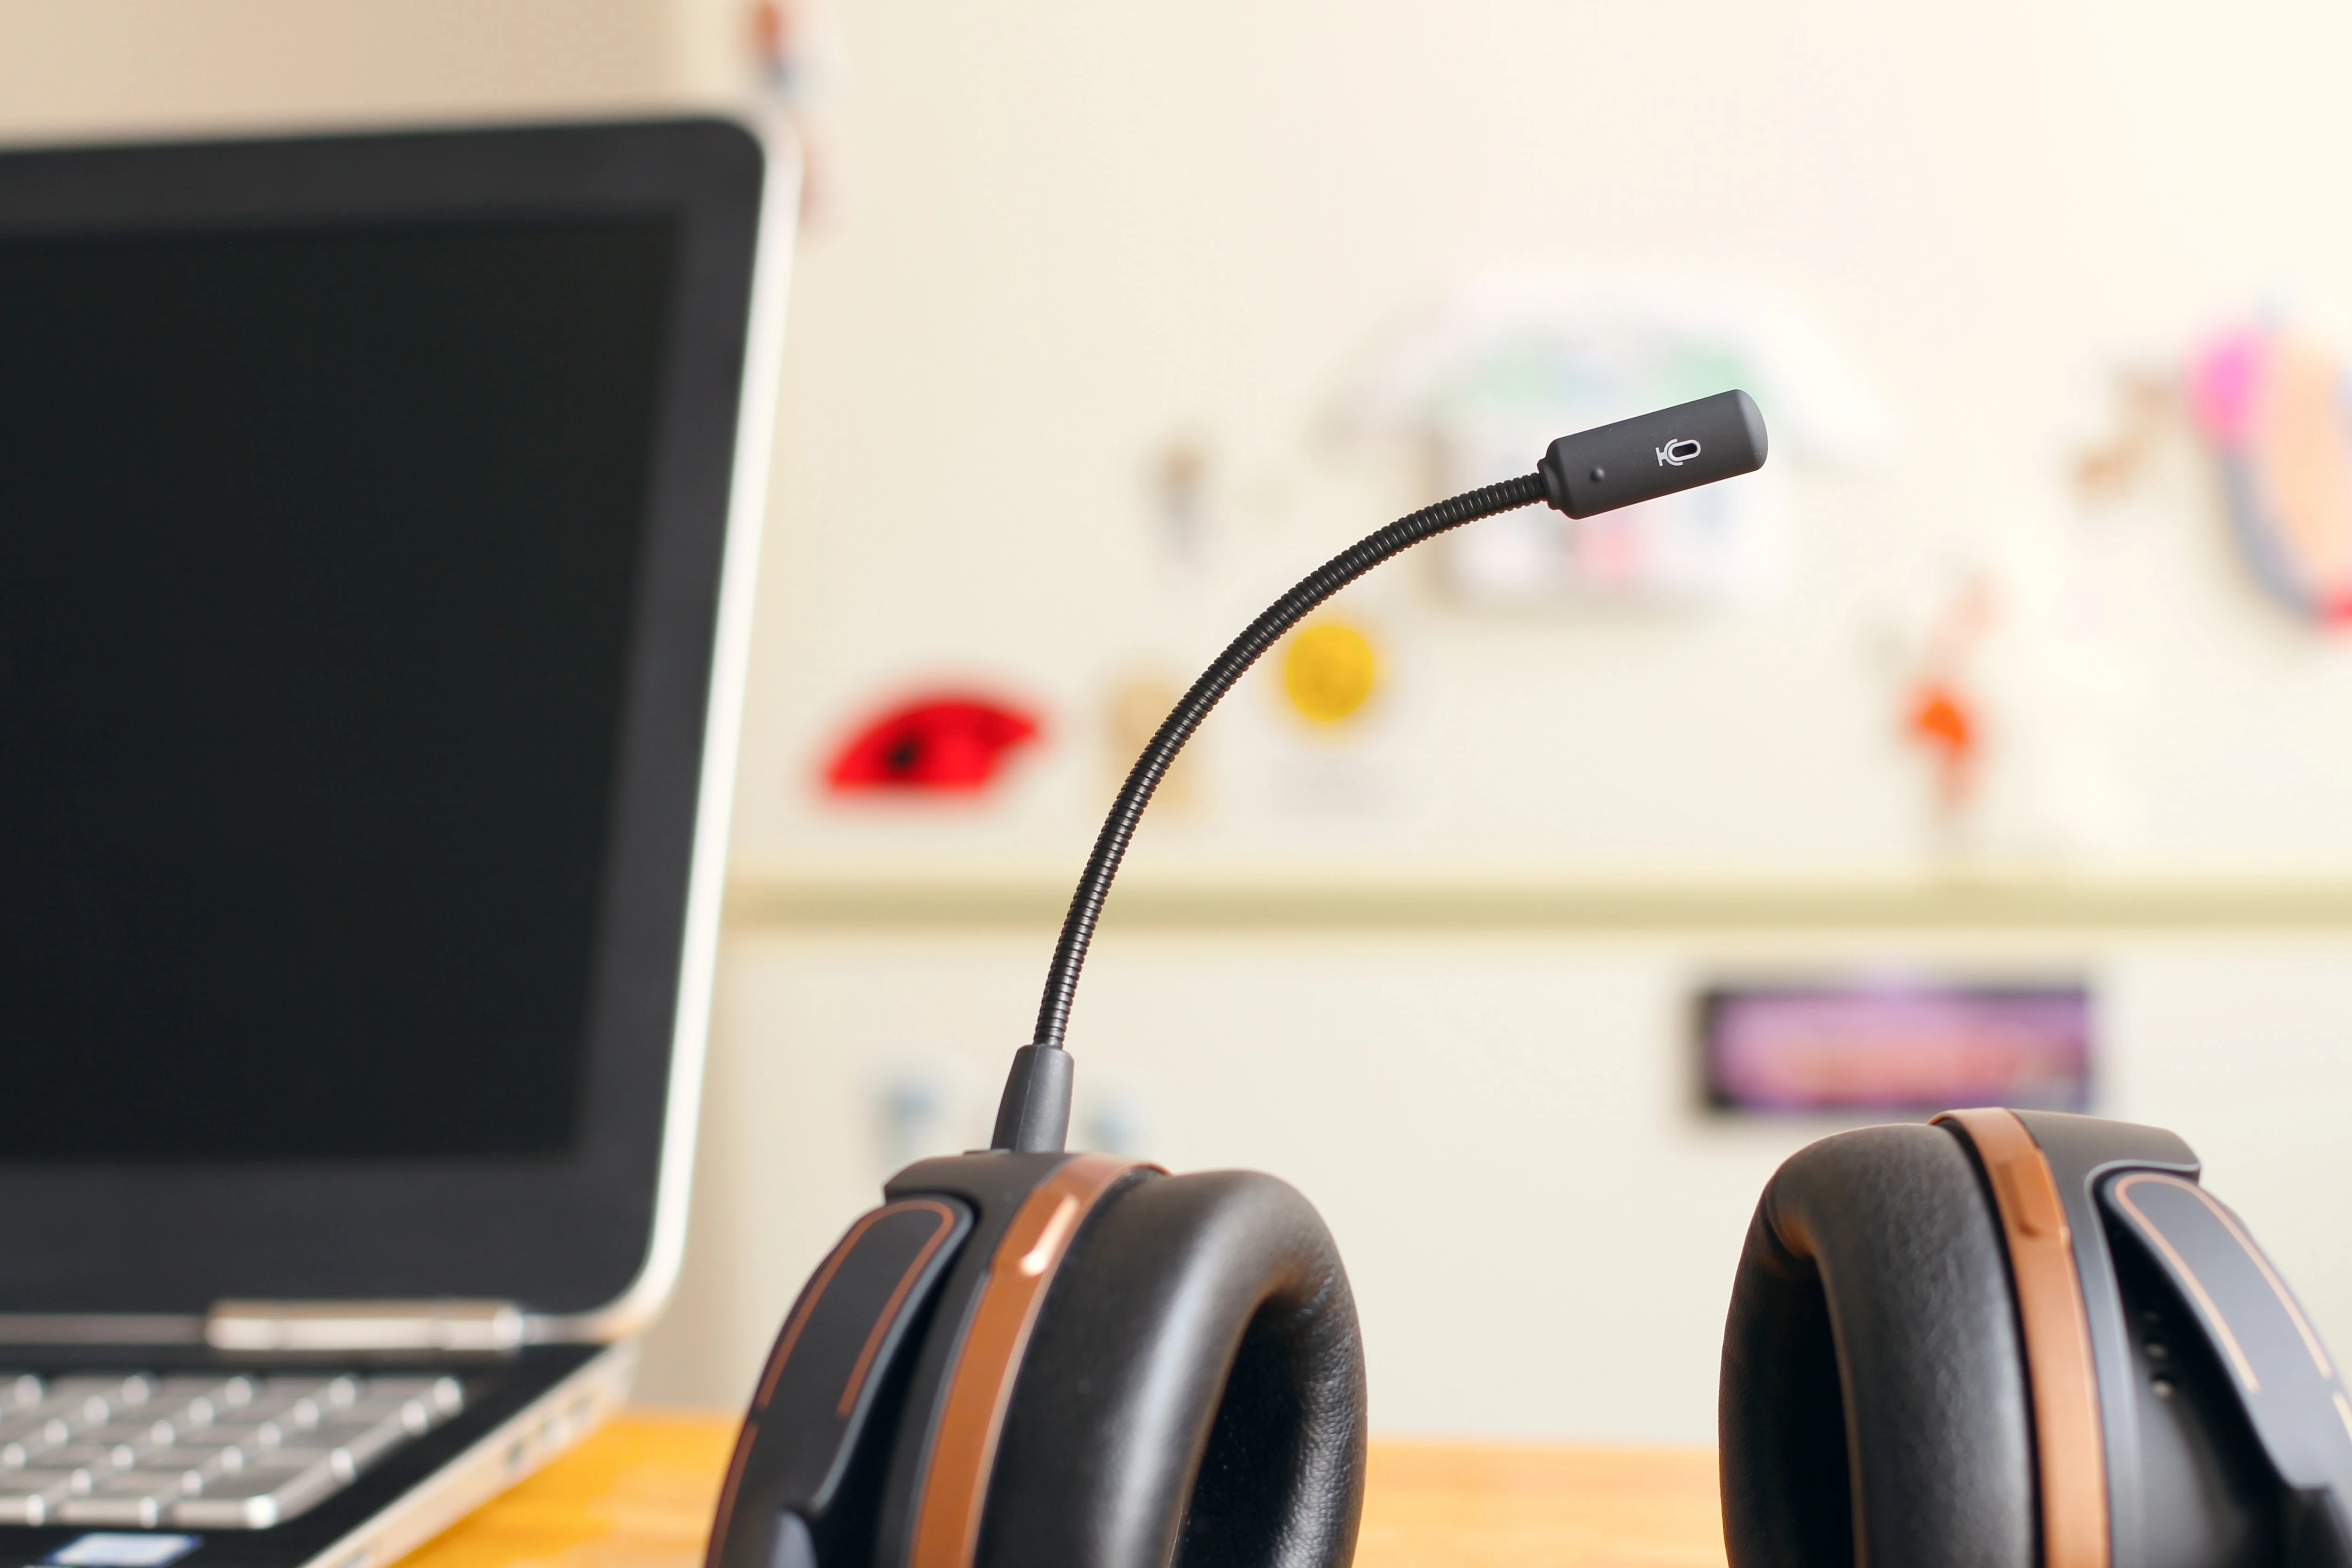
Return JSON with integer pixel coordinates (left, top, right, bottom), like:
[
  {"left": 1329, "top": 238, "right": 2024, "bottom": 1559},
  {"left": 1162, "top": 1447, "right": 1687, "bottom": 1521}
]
[
  {"left": 1720, "top": 1123, "right": 2036, "bottom": 1568},
  {"left": 978, "top": 1170, "right": 1366, "bottom": 1568}
]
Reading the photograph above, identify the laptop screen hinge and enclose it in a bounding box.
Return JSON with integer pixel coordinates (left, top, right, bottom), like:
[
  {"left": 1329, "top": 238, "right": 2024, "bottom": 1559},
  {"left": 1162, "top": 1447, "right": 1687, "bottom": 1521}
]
[{"left": 205, "top": 1299, "right": 525, "bottom": 1355}]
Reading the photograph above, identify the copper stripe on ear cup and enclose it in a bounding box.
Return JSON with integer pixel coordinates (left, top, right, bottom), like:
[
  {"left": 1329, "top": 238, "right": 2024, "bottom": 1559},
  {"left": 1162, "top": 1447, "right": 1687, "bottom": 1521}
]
[
  {"left": 1938, "top": 1108, "right": 2108, "bottom": 1568},
  {"left": 910, "top": 1152, "right": 1153, "bottom": 1568}
]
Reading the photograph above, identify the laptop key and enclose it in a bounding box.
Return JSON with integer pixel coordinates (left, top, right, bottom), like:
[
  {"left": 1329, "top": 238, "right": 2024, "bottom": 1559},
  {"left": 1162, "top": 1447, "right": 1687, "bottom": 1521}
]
[
  {"left": 233, "top": 1420, "right": 310, "bottom": 1451},
  {"left": 137, "top": 1447, "right": 243, "bottom": 1488},
  {"left": 34, "top": 1445, "right": 120, "bottom": 1478},
  {"left": 225, "top": 1396, "right": 323, "bottom": 1433},
  {"left": 204, "top": 1405, "right": 321, "bottom": 1453},
  {"left": 169, "top": 1459, "right": 340, "bottom": 1529},
  {"left": 0, "top": 1470, "right": 85, "bottom": 1525},
  {"left": 154, "top": 1400, "right": 223, "bottom": 1432},
  {"left": 261, "top": 1377, "right": 359, "bottom": 1412},
  {"left": 152, "top": 1376, "right": 257, "bottom": 1419},
  {"left": 262, "top": 1447, "right": 358, "bottom": 1483},
  {"left": 26, "top": 1387, "right": 116, "bottom": 1429},
  {"left": 0, "top": 1375, "right": 40, "bottom": 1411},
  {"left": 41, "top": 1375, "right": 152, "bottom": 1415},
  {"left": 83, "top": 1418, "right": 179, "bottom": 1451},
  {"left": 306, "top": 1415, "right": 408, "bottom": 1472},
  {"left": 55, "top": 1472, "right": 190, "bottom": 1528},
  {"left": 358, "top": 1377, "right": 463, "bottom": 1418},
  {"left": 0, "top": 1419, "right": 72, "bottom": 1462},
  {"left": 148, "top": 1379, "right": 239, "bottom": 1430},
  {"left": 335, "top": 1398, "right": 430, "bottom": 1437}
]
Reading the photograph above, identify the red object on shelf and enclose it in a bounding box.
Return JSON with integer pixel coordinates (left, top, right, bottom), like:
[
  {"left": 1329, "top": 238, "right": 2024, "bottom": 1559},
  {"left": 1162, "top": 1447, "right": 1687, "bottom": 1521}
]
[
  {"left": 1904, "top": 678, "right": 1978, "bottom": 812},
  {"left": 824, "top": 694, "right": 1042, "bottom": 794}
]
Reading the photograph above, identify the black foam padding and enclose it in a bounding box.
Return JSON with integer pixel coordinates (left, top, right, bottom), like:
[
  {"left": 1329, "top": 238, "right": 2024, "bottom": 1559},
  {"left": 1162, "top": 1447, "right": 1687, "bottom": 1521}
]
[
  {"left": 978, "top": 1170, "right": 1366, "bottom": 1568},
  {"left": 1720, "top": 1123, "right": 2035, "bottom": 1568}
]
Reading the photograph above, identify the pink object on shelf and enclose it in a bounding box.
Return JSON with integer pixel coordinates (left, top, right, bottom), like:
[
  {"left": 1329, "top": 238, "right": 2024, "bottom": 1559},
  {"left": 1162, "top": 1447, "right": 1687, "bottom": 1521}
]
[{"left": 2189, "top": 328, "right": 2262, "bottom": 446}]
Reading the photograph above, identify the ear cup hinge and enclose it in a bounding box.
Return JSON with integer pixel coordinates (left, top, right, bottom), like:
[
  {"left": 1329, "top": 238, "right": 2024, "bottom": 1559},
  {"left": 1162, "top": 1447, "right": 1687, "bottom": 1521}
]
[
  {"left": 704, "top": 1197, "right": 973, "bottom": 1568},
  {"left": 2103, "top": 1169, "right": 2352, "bottom": 1553}
]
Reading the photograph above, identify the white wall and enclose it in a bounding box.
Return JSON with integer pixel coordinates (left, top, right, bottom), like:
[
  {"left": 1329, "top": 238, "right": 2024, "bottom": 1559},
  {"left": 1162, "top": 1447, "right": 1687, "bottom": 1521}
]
[
  {"left": 635, "top": 925, "right": 2352, "bottom": 1439},
  {"left": 0, "top": 0, "right": 734, "bottom": 142},
  {"left": 726, "top": 0, "right": 2352, "bottom": 888}
]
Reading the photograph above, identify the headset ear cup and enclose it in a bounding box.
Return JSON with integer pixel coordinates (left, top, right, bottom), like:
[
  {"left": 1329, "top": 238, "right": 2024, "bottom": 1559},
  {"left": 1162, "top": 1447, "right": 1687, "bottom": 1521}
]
[
  {"left": 1720, "top": 1123, "right": 2038, "bottom": 1568},
  {"left": 978, "top": 1170, "right": 1366, "bottom": 1568}
]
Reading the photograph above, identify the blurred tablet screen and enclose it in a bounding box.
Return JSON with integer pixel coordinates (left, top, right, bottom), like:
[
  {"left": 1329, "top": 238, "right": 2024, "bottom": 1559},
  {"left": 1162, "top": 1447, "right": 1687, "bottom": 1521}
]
[{"left": 1698, "top": 979, "right": 2091, "bottom": 1114}]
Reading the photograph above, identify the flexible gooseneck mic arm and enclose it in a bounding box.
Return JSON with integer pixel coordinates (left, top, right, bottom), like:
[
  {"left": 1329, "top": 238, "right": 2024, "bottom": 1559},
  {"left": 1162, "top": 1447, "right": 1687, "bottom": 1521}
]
[
  {"left": 990, "top": 389, "right": 1770, "bottom": 1152},
  {"left": 985, "top": 471, "right": 1547, "bottom": 1150}
]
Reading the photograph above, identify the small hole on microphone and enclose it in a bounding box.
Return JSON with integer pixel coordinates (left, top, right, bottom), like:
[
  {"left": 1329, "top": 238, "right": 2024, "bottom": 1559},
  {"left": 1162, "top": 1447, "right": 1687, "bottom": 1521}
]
[{"left": 2151, "top": 1377, "right": 2176, "bottom": 1399}]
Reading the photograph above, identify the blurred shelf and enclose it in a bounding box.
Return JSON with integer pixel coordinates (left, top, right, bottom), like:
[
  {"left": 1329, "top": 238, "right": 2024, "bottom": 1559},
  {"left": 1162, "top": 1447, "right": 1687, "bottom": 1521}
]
[{"left": 723, "top": 870, "right": 2352, "bottom": 933}]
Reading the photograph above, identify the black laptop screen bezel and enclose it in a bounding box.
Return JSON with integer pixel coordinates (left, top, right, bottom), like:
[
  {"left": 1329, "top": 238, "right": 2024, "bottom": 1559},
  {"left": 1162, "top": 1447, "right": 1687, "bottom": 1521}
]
[{"left": 0, "top": 118, "right": 766, "bottom": 1316}]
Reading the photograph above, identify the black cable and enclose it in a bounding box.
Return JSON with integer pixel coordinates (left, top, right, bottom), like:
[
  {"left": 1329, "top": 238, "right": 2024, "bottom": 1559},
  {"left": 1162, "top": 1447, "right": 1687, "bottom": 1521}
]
[
  {"left": 990, "top": 388, "right": 1767, "bottom": 1151},
  {"left": 1029, "top": 471, "right": 1547, "bottom": 1060}
]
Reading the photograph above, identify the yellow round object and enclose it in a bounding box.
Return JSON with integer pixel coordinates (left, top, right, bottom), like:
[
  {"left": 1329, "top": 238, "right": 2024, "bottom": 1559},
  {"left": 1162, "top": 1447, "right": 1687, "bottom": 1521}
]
[{"left": 1281, "top": 622, "right": 1380, "bottom": 725}]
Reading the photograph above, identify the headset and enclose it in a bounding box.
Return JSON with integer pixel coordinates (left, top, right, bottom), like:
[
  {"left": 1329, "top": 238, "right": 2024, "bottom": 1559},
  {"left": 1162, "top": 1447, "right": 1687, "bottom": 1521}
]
[
  {"left": 702, "top": 389, "right": 2352, "bottom": 1568},
  {"left": 1724, "top": 1110, "right": 2352, "bottom": 1568}
]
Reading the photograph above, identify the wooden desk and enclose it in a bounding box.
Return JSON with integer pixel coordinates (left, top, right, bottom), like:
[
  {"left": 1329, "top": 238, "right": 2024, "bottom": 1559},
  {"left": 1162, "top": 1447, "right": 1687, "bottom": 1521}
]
[{"left": 397, "top": 1413, "right": 1726, "bottom": 1568}]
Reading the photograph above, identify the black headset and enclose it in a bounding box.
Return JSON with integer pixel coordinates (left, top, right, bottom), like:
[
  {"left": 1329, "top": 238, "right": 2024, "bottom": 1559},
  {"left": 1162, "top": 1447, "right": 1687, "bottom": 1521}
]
[
  {"left": 1726, "top": 1110, "right": 2352, "bottom": 1568},
  {"left": 702, "top": 390, "right": 2352, "bottom": 1568}
]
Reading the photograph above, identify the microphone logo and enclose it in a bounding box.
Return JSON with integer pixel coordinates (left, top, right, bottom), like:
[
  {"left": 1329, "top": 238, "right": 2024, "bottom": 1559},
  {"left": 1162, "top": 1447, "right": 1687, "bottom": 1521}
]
[{"left": 1656, "top": 437, "right": 1702, "bottom": 467}]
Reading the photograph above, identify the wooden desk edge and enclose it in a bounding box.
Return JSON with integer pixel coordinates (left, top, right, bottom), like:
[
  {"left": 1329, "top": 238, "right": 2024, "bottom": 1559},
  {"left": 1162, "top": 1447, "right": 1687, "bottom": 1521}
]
[{"left": 394, "top": 1411, "right": 1727, "bottom": 1568}]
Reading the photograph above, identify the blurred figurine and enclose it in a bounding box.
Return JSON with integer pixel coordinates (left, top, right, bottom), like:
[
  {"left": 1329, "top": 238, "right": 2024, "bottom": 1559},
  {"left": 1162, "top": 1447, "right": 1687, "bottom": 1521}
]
[
  {"left": 1107, "top": 672, "right": 1199, "bottom": 810},
  {"left": 1904, "top": 679, "right": 1978, "bottom": 816},
  {"left": 2073, "top": 370, "right": 2176, "bottom": 503},
  {"left": 1149, "top": 436, "right": 1210, "bottom": 566},
  {"left": 1900, "top": 575, "right": 1994, "bottom": 822}
]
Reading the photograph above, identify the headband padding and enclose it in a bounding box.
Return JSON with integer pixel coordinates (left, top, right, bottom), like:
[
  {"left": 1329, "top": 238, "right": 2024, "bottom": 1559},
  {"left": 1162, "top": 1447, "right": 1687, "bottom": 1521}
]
[
  {"left": 978, "top": 1170, "right": 1365, "bottom": 1568},
  {"left": 1720, "top": 1123, "right": 2035, "bottom": 1568}
]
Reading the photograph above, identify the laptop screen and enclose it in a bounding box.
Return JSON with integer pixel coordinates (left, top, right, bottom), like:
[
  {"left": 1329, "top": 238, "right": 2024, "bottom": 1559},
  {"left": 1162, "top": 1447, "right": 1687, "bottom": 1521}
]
[{"left": 0, "top": 215, "right": 679, "bottom": 1162}]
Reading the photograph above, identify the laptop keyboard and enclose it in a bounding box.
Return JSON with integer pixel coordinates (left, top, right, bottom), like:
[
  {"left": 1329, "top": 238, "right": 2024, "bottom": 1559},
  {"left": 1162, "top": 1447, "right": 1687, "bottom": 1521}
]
[{"left": 0, "top": 1371, "right": 464, "bottom": 1529}]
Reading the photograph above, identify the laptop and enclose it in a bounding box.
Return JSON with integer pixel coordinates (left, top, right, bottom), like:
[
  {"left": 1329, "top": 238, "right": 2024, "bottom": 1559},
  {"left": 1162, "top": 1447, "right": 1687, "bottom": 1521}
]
[{"left": 0, "top": 117, "right": 792, "bottom": 1568}]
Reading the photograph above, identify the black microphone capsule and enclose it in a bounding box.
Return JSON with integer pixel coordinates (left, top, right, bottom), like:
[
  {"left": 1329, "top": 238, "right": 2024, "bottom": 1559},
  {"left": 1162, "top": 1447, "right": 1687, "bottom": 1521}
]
[{"left": 1537, "top": 389, "right": 1768, "bottom": 519}]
